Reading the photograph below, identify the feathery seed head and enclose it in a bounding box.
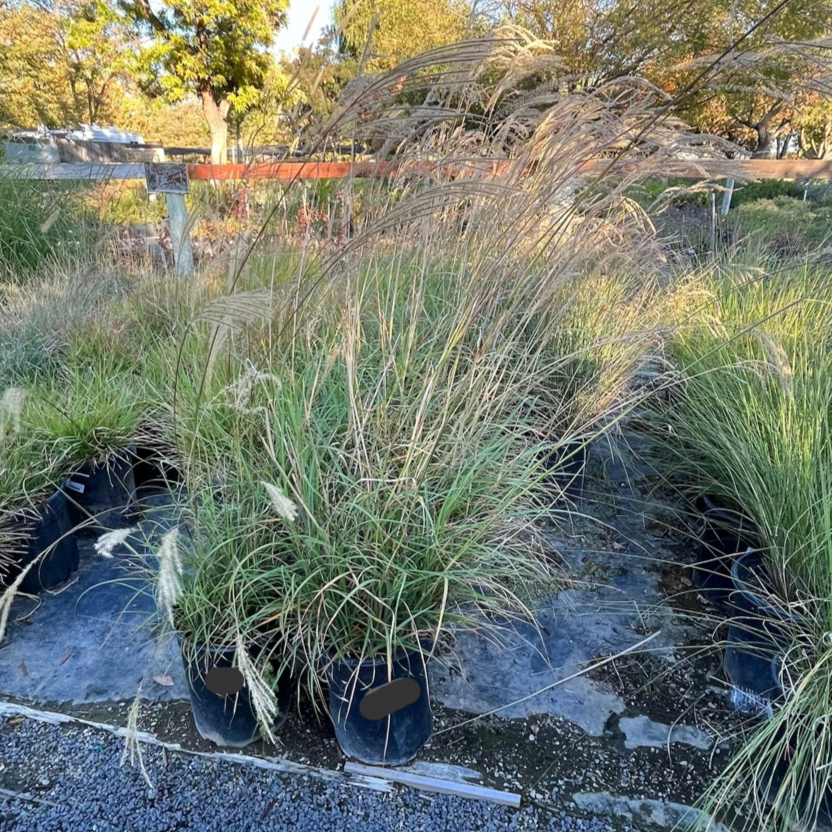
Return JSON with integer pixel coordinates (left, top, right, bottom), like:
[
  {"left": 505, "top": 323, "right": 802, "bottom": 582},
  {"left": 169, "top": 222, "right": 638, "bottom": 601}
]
[
  {"left": 0, "top": 387, "right": 27, "bottom": 442},
  {"left": 234, "top": 631, "right": 279, "bottom": 744},
  {"left": 156, "top": 528, "right": 183, "bottom": 627},
  {"left": 756, "top": 332, "right": 793, "bottom": 395},
  {"left": 262, "top": 481, "right": 298, "bottom": 522},
  {"left": 94, "top": 527, "right": 135, "bottom": 558},
  {"left": 224, "top": 360, "right": 282, "bottom": 414}
]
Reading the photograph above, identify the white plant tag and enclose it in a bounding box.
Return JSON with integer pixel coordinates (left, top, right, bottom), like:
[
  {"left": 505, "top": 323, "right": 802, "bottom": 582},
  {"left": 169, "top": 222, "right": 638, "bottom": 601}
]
[{"left": 65, "top": 480, "right": 86, "bottom": 494}]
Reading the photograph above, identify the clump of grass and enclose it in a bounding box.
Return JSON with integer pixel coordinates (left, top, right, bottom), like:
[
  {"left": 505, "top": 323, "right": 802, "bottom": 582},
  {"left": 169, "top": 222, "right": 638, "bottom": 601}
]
[
  {"left": 0, "top": 405, "right": 66, "bottom": 584},
  {"left": 729, "top": 196, "right": 832, "bottom": 258},
  {"left": 0, "top": 432, "right": 63, "bottom": 511},
  {"left": 25, "top": 363, "right": 146, "bottom": 466},
  {"left": 165, "top": 269, "right": 560, "bottom": 719},
  {"left": 659, "top": 264, "right": 832, "bottom": 588},
  {"left": 182, "top": 215, "right": 663, "bottom": 710},
  {"left": 0, "top": 178, "right": 98, "bottom": 281},
  {"left": 0, "top": 266, "right": 136, "bottom": 385},
  {"left": 253, "top": 346, "right": 555, "bottom": 662},
  {"left": 656, "top": 263, "right": 832, "bottom": 831}
]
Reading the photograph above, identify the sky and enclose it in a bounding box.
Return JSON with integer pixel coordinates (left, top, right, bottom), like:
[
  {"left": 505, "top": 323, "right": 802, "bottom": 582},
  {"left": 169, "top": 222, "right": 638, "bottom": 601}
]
[{"left": 274, "top": 0, "right": 337, "bottom": 54}]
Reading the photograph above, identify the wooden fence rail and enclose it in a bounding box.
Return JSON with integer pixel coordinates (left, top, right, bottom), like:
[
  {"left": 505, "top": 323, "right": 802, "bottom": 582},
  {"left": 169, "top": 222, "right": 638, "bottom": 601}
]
[
  {"left": 188, "top": 158, "right": 832, "bottom": 182},
  {"left": 3, "top": 158, "right": 832, "bottom": 183},
  {"left": 2, "top": 156, "right": 831, "bottom": 275}
]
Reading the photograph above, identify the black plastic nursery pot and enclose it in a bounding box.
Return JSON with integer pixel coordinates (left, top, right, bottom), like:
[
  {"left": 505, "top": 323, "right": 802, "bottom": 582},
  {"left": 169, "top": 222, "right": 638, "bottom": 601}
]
[
  {"left": 3, "top": 490, "right": 79, "bottom": 594},
  {"left": 723, "top": 551, "right": 803, "bottom": 712},
  {"left": 129, "top": 444, "right": 182, "bottom": 493},
  {"left": 758, "top": 716, "right": 832, "bottom": 830},
  {"left": 64, "top": 446, "right": 138, "bottom": 536},
  {"left": 729, "top": 550, "right": 804, "bottom": 634},
  {"left": 326, "top": 649, "right": 432, "bottom": 766},
  {"left": 723, "top": 620, "right": 783, "bottom": 712},
  {"left": 692, "top": 494, "right": 758, "bottom": 612},
  {"left": 182, "top": 641, "right": 292, "bottom": 749},
  {"left": 544, "top": 440, "right": 589, "bottom": 501}
]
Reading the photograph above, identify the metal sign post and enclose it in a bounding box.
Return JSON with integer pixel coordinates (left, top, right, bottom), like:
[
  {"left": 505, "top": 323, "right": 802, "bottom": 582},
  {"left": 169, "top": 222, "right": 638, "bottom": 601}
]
[
  {"left": 710, "top": 190, "right": 717, "bottom": 254},
  {"left": 145, "top": 163, "right": 193, "bottom": 275},
  {"left": 720, "top": 178, "right": 735, "bottom": 216}
]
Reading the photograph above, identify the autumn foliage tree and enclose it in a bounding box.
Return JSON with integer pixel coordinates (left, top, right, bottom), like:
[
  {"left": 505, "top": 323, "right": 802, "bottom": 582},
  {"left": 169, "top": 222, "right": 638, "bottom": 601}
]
[
  {"left": 666, "top": 0, "right": 832, "bottom": 156},
  {"left": 334, "top": 0, "right": 469, "bottom": 72},
  {"left": 0, "top": 0, "right": 134, "bottom": 128},
  {"left": 794, "top": 89, "right": 832, "bottom": 158},
  {"left": 488, "top": 0, "right": 832, "bottom": 155},
  {"left": 120, "top": 0, "right": 290, "bottom": 162}
]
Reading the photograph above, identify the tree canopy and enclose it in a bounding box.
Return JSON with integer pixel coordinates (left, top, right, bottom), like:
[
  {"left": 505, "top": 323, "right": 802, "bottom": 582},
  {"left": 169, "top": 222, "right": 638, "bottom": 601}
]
[
  {"left": 0, "top": 0, "right": 135, "bottom": 128},
  {"left": 333, "top": 0, "right": 470, "bottom": 71},
  {"left": 120, "top": 0, "right": 290, "bottom": 162},
  {"left": 491, "top": 0, "right": 832, "bottom": 155},
  {"left": 0, "top": 0, "right": 830, "bottom": 158}
]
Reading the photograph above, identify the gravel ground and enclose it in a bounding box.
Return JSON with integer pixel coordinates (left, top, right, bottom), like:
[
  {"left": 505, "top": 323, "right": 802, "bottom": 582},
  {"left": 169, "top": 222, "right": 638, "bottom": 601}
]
[{"left": 0, "top": 718, "right": 635, "bottom": 832}]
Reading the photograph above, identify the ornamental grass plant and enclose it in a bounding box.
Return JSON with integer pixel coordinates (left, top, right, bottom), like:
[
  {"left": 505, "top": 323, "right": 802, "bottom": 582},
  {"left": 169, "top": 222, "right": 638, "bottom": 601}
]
[
  {"left": 239, "top": 266, "right": 562, "bottom": 687},
  {"left": 154, "top": 33, "right": 721, "bottom": 726},
  {"left": 0, "top": 177, "right": 98, "bottom": 282},
  {"left": 662, "top": 263, "right": 832, "bottom": 601},
  {"left": 657, "top": 263, "right": 832, "bottom": 832},
  {"left": 25, "top": 361, "right": 146, "bottom": 466}
]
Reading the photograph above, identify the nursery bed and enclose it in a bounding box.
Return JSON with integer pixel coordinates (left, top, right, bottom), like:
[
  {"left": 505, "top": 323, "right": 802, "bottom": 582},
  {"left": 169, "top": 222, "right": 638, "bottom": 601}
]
[{"left": 0, "top": 433, "right": 749, "bottom": 830}]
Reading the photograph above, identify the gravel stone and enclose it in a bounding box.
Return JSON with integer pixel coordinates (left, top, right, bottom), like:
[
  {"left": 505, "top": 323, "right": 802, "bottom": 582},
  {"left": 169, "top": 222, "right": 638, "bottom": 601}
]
[{"left": 0, "top": 718, "right": 635, "bottom": 832}]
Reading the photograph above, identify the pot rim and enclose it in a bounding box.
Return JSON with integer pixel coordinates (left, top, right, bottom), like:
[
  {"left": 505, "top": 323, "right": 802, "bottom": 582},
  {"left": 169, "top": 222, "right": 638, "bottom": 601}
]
[
  {"left": 67, "top": 443, "right": 138, "bottom": 478},
  {"left": 730, "top": 550, "right": 806, "bottom": 625},
  {"left": 325, "top": 642, "right": 434, "bottom": 670},
  {"left": 3, "top": 488, "right": 67, "bottom": 527},
  {"left": 696, "top": 495, "right": 758, "bottom": 539}
]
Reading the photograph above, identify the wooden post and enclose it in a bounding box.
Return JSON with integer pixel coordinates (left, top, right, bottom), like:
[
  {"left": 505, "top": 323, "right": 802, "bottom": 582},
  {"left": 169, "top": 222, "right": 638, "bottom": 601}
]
[
  {"left": 145, "top": 163, "right": 193, "bottom": 275},
  {"left": 165, "top": 193, "right": 193, "bottom": 275},
  {"left": 720, "top": 178, "right": 735, "bottom": 216}
]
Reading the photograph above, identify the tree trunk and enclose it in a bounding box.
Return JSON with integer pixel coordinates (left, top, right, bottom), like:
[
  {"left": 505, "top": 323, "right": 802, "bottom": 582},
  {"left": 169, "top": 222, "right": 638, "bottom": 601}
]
[
  {"left": 752, "top": 122, "right": 772, "bottom": 158},
  {"left": 749, "top": 107, "right": 782, "bottom": 159},
  {"left": 821, "top": 121, "right": 832, "bottom": 160},
  {"left": 776, "top": 131, "right": 793, "bottom": 159},
  {"left": 201, "top": 88, "right": 231, "bottom": 165}
]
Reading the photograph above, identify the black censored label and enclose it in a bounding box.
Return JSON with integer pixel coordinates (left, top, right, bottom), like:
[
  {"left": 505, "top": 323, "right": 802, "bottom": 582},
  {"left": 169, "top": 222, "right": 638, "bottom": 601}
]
[
  {"left": 359, "top": 678, "right": 421, "bottom": 720},
  {"left": 205, "top": 666, "right": 245, "bottom": 696}
]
